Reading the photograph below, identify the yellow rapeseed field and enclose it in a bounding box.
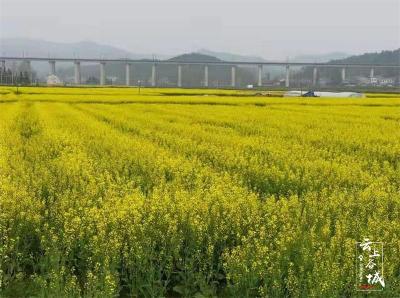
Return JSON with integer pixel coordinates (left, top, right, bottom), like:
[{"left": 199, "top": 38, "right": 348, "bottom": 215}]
[{"left": 0, "top": 86, "right": 399, "bottom": 297}]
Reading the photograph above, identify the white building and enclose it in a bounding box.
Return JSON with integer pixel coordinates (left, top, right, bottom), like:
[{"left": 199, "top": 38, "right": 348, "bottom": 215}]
[{"left": 46, "top": 74, "right": 62, "bottom": 86}]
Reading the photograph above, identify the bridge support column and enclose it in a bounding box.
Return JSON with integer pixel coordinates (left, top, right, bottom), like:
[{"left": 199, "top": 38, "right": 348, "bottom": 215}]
[
  {"left": 1, "top": 60, "right": 5, "bottom": 83},
  {"left": 341, "top": 67, "right": 346, "bottom": 83},
  {"left": 231, "top": 65, "right": 236, "bottom": 88},
  {"left": 285, "top": 65, "right": 290, "bottom": 88},
  {"left": 25, "top": 60, "right": 32, "bottom": 84},
  {"left": 100, "top": 62, "right": 106, "bottom": 85},
  {"left": 258, "top": 65, "right": 263, "bottom": 87},
  {"left": 125, "top": 63, "right": 131, "bottom": 86},
  {"left": 0, "top": 60, "right": 4, "bottom": 84},
  {"left": 177, "top": 64, "right": 182, "bottom": 87},
  {"left": 204, "top": 65, "right": 209, "bottom": 87},
  {"left": 74, "top": 61, "right": 81, "bottom": 85},
  {"left": 313, "top": 66, "right": 318, "bottom": 86},
  {"left": 151, "top": 64, "right": 156, "bottom": 87},
  {"left": 49, "top": 60, "right": 56, "bottom": 75}
]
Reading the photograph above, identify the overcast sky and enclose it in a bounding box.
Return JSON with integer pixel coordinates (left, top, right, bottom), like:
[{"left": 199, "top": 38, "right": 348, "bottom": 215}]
[{"left": 1, "top": 0, "right": 399, "bottom": 59}]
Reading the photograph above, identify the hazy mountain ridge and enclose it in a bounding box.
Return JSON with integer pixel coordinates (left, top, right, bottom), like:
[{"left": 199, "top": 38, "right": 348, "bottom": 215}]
[
  {"left": 197, "top": 49, "right": 350, "bottom": 63},
  {"left": 2, "top": 38, "right": 352, "bottom": 63},
  {"left": 168, "top": 53, "right": 222, "bottom": 62},
  {"left": 1, "top": 38, "right": 397, "bottom": 84},
  {"left": 329, "top": 49, "right": 400, "bottom": 65},
  {"left": 2, "top": 38, "right": 397, "bottom": 66},
  {"left": 0, "top": 38, "right": 169, "bottom": 60},
  {"left": 299, "top": 48, "right": 400, "bottom": 84},
  {"left": 197, "top": 49, "right": 267, "bottom": 62},
  {"left": 293, "top": 52, "right": 349, "bottom": 63}
]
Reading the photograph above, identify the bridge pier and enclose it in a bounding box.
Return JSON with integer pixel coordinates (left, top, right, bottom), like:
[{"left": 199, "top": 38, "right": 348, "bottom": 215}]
[
  {"left": 177, "top": 64, "right": 182, "bottom": 87},
  {"left": 0, "top": 57, "right": 397, "bottom": 88},
  {"left": 74, "top": 61, "right": 81, "bottom": 85},
  {"left": 100, "top": 62, "right": 106, "bottom": 85},
  {"left": 341, "top": 67, "right": 346, "bottom": 83},
  {"left": 151, "top": 64, "right": 156, "bottom": 87},
  {"left": 313, "top": 66, "right": 318, "bottom": 86},
  {"left": 258, "top": 65, "right": 263, "bottom": 87},
  {"left": 49, "top": 60, "right": 56, "bottom": 75},
  {"left": 0, "top": 60, "right": 4, "bottom": 85},
  {"left": 285, "top": 65, "right": 290, "bottom": 88},
  {"left": 231, "top": 65, "right": 236, "bottom": 87},
  {"left": 204, "top": 65, "right": 209, "bottom": 87},
  {"left": 26, "top": 60, "right": 32, "bottom": 84},
  {"left": 125, "top": 63, "right": 130, "bottom": 86}
]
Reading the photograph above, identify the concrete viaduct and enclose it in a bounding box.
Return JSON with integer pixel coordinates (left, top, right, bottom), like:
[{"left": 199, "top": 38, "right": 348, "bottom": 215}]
[{"left": 1, "top": 57, "right": 399, "bottom": 88}]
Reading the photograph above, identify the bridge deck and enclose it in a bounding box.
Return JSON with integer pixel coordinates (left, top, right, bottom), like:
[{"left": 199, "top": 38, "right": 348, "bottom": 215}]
[{"left": 1, "top": 57, "right": 399, "bottom": 68}]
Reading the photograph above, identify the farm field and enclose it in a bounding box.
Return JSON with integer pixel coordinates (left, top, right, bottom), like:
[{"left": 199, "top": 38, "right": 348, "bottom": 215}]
[{"left": 0, "top": 87, "right": 399, "bottom": 297}]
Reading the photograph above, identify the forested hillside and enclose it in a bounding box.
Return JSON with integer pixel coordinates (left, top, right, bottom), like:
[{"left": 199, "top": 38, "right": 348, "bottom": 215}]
[
  {"left": 329, "top": 49, "right": 399, "bottom": 65},
  {"left": 298, "top": 49, "right": 400, "bottom": 84}
]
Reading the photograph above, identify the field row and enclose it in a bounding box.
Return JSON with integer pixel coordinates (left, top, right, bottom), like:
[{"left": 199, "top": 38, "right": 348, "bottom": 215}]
[{"left": 0, "top": 91, "right": 399, "bottom": 296}]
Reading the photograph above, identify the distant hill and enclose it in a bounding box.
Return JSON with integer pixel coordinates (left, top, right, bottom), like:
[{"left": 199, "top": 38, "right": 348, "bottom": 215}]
[
  {"left": 197, "top": 49, "right": 266, "bottom": 62},
  {"left": 0, "top": 38, "right": 169, "bottom": 76},
  {"left": 169, "top": 53, "right": 221, "bottom": 62},
  {"left": 329, "top": 49, "right": 400, "bottom": 65},
  {"left": 195, "top": 49, "right": 285, "bottom": 77},
  {"left": 292, "top": 52, "right": 349, "bottom": 63},
  {"left": 299, "top": 49, "right": 400, "bottom": 84},
  {"left": 0, "top": 38, "right": 155, "bottom": 59},
  {"left": 198, "top": 49, "right": 350, "bottom": 63},
  {"left": 196, "top": 49, "right": 350, "bottom": 78}
]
